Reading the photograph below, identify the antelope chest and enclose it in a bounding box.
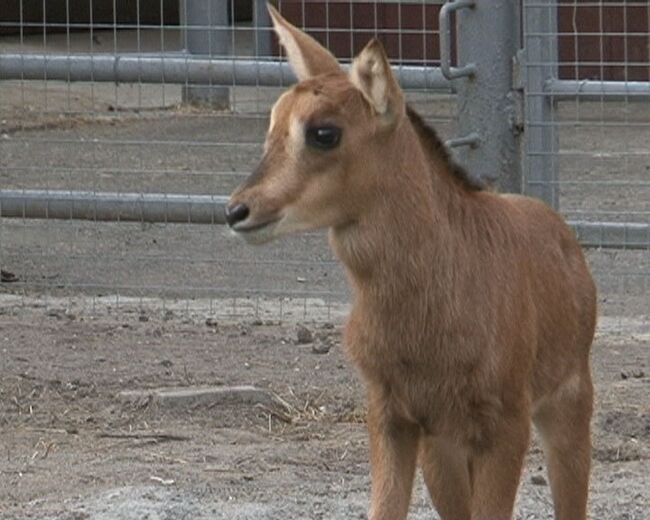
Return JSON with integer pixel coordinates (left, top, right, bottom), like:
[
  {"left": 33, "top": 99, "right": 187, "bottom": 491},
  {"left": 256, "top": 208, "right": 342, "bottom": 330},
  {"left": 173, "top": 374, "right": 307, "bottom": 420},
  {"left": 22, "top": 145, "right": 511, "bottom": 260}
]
[
  {"left": 345, "top": 327, "right": 446, "bottom": 429},
  {"left": 344, "top": 315, "right": 502, "bottom": 447},
  {"left": 382, "top": 359, "right": 440, "bottom": 428}
]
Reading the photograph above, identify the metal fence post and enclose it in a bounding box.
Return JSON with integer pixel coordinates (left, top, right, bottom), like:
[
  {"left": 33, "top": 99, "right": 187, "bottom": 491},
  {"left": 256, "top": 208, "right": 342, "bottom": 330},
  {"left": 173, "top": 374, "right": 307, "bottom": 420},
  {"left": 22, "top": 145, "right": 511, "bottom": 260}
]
[
  {"left": 522, "top": 0, "right": 559, "bottom": 208},
  {"left": 442, "top": 0, "right": 522, "bottom": 192},
  {"left": 254, "top": 0, "right": 271, "bottom": 58},
  {"left": 181, "top": 0, "right": 231, "bottom": 108}
]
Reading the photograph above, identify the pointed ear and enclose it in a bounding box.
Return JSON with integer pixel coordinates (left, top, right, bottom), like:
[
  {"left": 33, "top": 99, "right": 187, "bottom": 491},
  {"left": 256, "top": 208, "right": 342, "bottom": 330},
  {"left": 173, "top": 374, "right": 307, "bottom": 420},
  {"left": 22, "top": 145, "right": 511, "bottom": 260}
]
[
  {"left": 267, "top": 3, "right": 340, "bottom": 81},
  {"left": 349, "top": 39, "right": 404, "bottom": 124}
]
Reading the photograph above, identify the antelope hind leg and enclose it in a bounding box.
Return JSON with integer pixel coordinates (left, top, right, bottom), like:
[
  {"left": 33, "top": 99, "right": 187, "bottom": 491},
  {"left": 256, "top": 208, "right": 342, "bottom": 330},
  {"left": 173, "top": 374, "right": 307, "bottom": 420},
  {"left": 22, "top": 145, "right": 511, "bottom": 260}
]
[{"left": 533, "top": 370, "right": 593, "bottom": 520}]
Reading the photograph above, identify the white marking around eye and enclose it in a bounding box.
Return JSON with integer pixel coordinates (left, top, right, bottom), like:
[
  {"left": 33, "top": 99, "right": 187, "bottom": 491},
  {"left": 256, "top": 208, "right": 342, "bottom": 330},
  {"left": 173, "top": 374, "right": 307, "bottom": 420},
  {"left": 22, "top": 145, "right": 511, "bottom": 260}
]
[
  {"left": 287, "top": 115, "right": 304, "bottom": 157},
  {"left": 268, "top": 91, "right": 291, "bottom": 135}
]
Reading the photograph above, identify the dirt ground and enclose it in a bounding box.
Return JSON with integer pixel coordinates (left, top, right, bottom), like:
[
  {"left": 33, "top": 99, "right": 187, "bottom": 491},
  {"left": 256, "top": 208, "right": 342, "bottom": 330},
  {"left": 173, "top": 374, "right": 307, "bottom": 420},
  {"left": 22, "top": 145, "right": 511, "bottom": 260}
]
[{"left": 0, "top": 300, "right": 648, "bottom": 520}]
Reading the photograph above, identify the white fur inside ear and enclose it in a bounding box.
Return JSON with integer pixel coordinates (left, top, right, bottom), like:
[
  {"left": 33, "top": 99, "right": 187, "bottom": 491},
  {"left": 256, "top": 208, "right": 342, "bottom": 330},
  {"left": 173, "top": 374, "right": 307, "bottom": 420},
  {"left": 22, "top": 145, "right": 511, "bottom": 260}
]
[
  {"left": 369, "top": 63, "right": 388, "bottom": 115},
  {"left": 274, "top": 22, "right": 310, "bottom": 80},
  {"left": 350, "top": 53, "right": 389, "bottom": 115}
]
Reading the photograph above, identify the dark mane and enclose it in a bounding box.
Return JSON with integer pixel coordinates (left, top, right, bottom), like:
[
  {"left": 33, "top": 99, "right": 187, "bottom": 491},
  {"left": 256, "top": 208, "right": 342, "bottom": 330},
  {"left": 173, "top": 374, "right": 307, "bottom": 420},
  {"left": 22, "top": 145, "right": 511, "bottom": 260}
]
[{"left": 406, "top": 105, "right": 485, "bottom": 192}]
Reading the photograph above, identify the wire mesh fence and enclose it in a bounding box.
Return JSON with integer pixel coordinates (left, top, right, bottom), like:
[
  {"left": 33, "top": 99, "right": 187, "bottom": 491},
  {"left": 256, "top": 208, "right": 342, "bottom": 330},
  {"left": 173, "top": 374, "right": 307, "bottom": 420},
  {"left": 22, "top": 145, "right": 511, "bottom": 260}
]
[
  {"left": 0, "top": 0, "right": 648, "bottom": 322},
  {"left": 0, "top": 1, "right": 455, "bottom": 321},
  {"left": 523, "top": 0, "right": 649, "bottom": 319}
]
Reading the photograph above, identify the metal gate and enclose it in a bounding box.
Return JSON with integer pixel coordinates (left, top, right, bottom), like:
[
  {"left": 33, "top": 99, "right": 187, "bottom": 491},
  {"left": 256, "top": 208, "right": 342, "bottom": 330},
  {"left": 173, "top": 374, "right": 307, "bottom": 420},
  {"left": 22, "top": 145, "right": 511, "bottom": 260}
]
[
  {"left": 521, "top": 0, "right": 649, "bottom": 319},
  {"left": 0, "top": 1, "right": 648, "bottom": 320}
]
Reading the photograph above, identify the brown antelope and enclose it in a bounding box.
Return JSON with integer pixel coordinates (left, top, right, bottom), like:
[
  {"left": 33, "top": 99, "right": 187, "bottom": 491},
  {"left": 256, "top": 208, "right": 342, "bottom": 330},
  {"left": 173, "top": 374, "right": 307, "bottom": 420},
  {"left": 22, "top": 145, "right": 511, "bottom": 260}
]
[{"left": 226, "top": 5, "right": 596, "bottom": 520}]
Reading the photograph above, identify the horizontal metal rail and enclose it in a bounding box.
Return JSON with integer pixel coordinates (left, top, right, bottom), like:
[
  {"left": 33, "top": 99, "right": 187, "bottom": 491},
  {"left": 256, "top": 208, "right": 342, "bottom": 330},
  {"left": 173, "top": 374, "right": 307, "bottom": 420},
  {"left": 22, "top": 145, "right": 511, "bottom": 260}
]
[
  {"left": 568, "top": 221, "right": 650, "bottom": 250},
  {"left": 0, "top": 53, "right": 454, "bottom": 91},
  {"left": 0, "top": 190, "right": 228, "bottom": 225},
  {"left": 544, "top": 79, "right": 650, "bottom": 101},
  {"left": 1, "top": 190, "right": 648, "bottom": 249},
  {"left": 4, "top": 62, "right": 645, "bottom": 102}
]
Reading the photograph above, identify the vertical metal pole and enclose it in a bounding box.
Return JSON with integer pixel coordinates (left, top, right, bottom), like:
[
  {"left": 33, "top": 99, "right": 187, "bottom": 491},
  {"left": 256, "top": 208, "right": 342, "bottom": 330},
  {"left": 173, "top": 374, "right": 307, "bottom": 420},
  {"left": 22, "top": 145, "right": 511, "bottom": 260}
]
[
  {"left": 452, "top": 0, "right": 523, "bottom": 192},
  {"left": 181, "top": 0, "right": 231, "bottom": 108},
  {"left": 522, "top": 0, "right": 559, "bottom": 207},
  {"left": 254, "top": 0, "right": 271, "bottom": 58}
]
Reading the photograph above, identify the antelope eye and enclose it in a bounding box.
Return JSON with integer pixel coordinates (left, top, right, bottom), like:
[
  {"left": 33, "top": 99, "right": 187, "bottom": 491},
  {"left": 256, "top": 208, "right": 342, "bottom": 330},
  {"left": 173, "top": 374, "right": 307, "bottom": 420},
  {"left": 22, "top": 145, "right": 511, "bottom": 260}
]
[{"left": 305, "top": 125, "right": 342, "bottom": 150}]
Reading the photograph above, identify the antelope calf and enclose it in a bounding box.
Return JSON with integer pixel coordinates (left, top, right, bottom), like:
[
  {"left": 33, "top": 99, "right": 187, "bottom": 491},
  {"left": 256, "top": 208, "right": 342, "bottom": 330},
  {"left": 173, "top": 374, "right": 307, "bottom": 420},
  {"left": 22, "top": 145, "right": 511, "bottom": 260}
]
[{"left": 226, "top": 5, "right": 596, "bottom": 520}]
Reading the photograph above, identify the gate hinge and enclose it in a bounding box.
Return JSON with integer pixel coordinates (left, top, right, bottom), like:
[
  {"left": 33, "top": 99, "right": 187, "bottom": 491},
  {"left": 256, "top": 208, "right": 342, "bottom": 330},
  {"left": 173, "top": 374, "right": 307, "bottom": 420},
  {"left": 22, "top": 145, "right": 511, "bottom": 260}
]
[
  {"left": 508, "top": 90, "right": 525, "bottom": 136},
  {"left": 510, "top": 49, "right": 525, "bottom": 135},
  {"left": 512, "top": 49, "right": 526, "bottom": 91}
]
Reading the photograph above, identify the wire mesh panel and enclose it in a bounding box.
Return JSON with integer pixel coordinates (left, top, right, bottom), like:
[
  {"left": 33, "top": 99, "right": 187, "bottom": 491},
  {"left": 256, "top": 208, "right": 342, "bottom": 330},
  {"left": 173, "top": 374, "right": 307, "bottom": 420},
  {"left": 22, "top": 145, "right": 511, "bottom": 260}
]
[
  {"left": 0, "top": 1, "right": 453, "bottom": 321},
  {"left": 523, "top": 0, "right": 650, "bottom": 319},
  {"left": 3, "top": 1, "right": 646, "bottom": 321}
]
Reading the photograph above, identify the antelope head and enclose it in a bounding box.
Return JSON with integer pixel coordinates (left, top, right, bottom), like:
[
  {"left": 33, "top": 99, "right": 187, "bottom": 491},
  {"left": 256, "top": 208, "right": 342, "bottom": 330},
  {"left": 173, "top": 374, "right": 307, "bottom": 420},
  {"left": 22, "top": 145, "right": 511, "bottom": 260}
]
[{"left": 225, "top": 3, "right": 405, "bottom": 244}]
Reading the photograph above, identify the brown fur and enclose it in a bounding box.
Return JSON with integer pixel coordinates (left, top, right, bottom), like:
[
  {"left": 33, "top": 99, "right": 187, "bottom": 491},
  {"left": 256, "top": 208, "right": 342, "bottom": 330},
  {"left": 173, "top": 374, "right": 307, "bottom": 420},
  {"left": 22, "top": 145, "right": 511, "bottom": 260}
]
[
  {"left": 227, "top": 9, "right": 596, "bottom": 520},
  {"left": 406, "top": 105, "right": 485, "bottom": 192}
]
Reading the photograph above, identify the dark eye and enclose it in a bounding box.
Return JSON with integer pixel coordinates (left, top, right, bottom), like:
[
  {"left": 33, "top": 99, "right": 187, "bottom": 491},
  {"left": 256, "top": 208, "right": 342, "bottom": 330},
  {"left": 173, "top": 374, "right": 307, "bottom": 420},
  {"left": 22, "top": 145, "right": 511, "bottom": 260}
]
[{"left": 305, "top": 125, "right": 342, "bottom": 150}]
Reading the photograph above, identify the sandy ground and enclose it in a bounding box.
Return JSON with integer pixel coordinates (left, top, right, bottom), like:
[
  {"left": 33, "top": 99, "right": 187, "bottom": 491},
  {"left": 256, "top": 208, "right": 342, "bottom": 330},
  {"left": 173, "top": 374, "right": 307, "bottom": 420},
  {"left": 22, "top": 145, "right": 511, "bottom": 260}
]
[{"left": 0, "top": 302, "right": 648, "bottom": 520}]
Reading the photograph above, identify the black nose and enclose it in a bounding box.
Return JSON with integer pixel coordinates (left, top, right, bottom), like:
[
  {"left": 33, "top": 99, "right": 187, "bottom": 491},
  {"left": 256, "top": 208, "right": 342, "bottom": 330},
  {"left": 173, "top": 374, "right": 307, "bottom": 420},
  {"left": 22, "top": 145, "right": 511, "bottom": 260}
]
[{"left": 224, "top": 203, "right": 250, "bottom": 227}]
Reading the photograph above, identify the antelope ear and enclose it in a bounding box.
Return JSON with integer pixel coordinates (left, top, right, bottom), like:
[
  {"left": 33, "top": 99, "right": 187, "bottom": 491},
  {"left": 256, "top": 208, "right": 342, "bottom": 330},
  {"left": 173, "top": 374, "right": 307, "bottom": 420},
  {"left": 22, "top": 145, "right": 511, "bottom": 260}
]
[
  {"left": 349, "top": 39, "right": 404, "bottom": 124},
  {"left": 267, "top": 3, "right": 340, "bottom": 81}
]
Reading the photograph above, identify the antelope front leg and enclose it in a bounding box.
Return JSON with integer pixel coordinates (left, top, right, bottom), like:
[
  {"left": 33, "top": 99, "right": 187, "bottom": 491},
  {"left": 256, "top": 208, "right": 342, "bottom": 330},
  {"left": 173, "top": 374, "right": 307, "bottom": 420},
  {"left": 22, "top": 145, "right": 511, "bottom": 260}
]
[
  {"left": 470, "top": 413, "right": 531, "bottom": 520},
  {"left": 366, "top": 386, "right": 420, "bottom": 520}
]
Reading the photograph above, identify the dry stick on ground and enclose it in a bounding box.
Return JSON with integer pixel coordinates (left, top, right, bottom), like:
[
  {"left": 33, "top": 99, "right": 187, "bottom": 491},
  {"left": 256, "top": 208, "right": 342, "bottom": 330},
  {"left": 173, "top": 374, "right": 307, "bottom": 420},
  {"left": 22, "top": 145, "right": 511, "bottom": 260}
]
[
  {"left": 142, "top": 451, "right": 189, "bottom": 465},
  {"left": 255, "top": 403, "right": 293, "bottom": 423},
  {"left": 97, "top": 432, "right": 191, "bottom": 442}
]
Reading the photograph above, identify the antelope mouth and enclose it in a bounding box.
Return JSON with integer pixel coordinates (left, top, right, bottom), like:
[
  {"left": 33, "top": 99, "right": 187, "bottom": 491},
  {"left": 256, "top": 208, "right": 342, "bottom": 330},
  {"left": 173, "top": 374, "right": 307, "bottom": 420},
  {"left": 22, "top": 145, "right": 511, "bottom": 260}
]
[
  {"left": 230, "top": 217, "right": 282, "bottom": 244},
  {"left": 235, "top": 218, "right": 280, "bottom": 233}
]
